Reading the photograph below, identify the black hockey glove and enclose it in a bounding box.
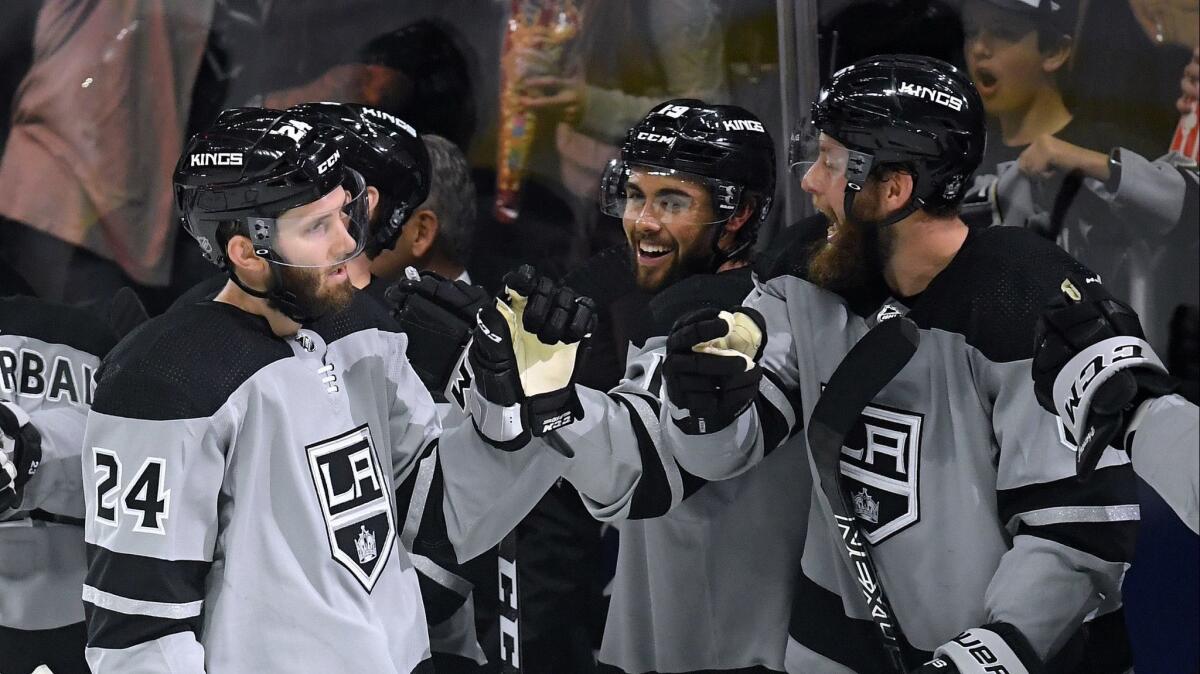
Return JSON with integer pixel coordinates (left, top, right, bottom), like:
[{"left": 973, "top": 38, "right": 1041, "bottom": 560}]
[
  {"left": 386, "top": 268, "right": 491, "bottom": 400},
  {"left": 0, "top": 400, "right": 42, "bottom": 511},
  {"left": 1033, "top": 277, "right": 1178, "bottom": 479},
  {"left": 465, "top": 265, "right": 598, "bottom": 450},
  {"left": 663, "top": 307, "right": 766, "bottom": 435},
  {"left": 915, "top": 624, "right": 1043, "bottom": 674}
]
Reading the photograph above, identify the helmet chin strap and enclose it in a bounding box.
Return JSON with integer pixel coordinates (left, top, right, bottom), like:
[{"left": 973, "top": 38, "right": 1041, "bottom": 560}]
[{"left": 227, "top": 260, "right": 316, "bottom": 324}]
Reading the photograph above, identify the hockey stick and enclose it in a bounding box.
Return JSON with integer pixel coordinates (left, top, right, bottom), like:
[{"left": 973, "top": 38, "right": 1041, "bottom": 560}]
[
  {"left": 498, "top": 529, "right": 521, "bottom": 673},
  {"left": 807, "top": 316, "right": 921, "bottom": 673}
]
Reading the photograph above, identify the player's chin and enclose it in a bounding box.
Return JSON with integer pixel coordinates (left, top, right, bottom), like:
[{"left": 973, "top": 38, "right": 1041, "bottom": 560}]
[{"left": 634, "top": 262, "right": 673, "bottom": 293}]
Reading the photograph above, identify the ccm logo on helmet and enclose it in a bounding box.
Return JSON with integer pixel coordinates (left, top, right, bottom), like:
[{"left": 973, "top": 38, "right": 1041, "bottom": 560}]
[
  {"left": 362, "top": 108, "right": 417, "bottom": 137},
  {"left": 636, "top": 132, "right": 675, "bottom": 145},
  {"left": 898, "top": 82, "right": 966, "bottom": 112},
  {"left": 190, "top": 152, "right": 244, "bottom": 167},
  {"left": 317, "top": 150, "right": 340, "bottom": 175},
  {"left": 722, "top": 119, "right": 764, "bottom": 133}
]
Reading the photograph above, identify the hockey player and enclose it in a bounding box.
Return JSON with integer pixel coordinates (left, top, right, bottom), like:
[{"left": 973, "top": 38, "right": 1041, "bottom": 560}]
[
  {"left": 434, "top": 100, "right": 810, "bottom": 674},
  {"left": 169, "top": 103, "right": 432, "bottom": 309},
  {"left": 1032, "top": 277, "right": 1197, "bottom": 533},
  {"left": 80, "top": 111, "right": 555, "bottom": 672},
  {"left": 647, "top": 55, "right": 1140, "bottom": 673},
  {"left": 0, "top": 289, "right": 122, "bottom": 674}
]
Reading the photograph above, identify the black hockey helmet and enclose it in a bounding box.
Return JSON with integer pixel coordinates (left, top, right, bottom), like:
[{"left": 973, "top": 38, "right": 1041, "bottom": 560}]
[
  {"left": 175, "top": 107, "right": 370, "bottom": 322},
  {"left": 175, "top": 107, "right": 369, "bottom": 270},
  {"left": 288, "top": 102, "right": 432, "bottom": 257},
  {"left": 600, "top": 99, "right": 776, "bottom": 264},
  {"left": 794, "top": 54, "right": 985, "bottom": 227}
]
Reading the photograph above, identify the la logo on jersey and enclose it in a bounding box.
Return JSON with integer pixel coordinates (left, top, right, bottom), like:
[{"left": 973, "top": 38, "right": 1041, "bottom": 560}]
[
  {"left": 306, "top": 425, "right": 395, "bottom": 592},
  {"left": 839, "top": 402, "right": 924, "bottom": 543}
]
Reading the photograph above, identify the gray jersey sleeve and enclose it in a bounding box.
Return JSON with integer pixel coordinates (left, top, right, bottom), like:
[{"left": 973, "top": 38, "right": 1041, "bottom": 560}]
[
  {"left": 977, "top": 351, "right": 1140, "bottom": 661},
  {"left": 83, "top": 404, "right": 231, "bottom": 673},
  {"left": 1129, "top": 394, "right": 1199, "bottom": 534},
  {"left": 659, "top": 276, "right": 803, "bottom": 480}
]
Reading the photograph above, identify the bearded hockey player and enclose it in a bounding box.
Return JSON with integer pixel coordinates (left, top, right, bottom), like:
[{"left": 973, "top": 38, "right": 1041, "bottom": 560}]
[
  {"left": 80, "top": 111, "right": 524, "bottom": 673},
  {"left": 649, "top": 55, "right": 1140, "bottom": 673},
  {"left": 0, "top": 288, "right": 122, "bottom": 674},
  {"left": 436, "top": 100, "right": 809, "bottom": 674}
]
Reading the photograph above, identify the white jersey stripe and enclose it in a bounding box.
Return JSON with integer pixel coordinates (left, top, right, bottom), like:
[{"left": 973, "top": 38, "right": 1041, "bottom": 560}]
[
  {"left": 82, "top": 584, "right": 203, "bottom": 619},
  {"left": 1005, "top": 504, "right": 1141, "bottom": 534}
]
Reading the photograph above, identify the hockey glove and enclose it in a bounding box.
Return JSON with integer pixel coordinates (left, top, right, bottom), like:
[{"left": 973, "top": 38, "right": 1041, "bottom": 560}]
[
  {"left": 386, "top": 268, "right": 491, "bottom": 399},
  {"left": 0, "top": 400, "right": 42, "bottom": 511},
  {"left": 664, "top": 307, "right": 766, "bottom": 435},
  {"left": 466, "top": 265, "right": 598, "bottom": 450},
  {"left": 915, "top": 624, "right": 1043, "bottom": 674},
  {"left": 1033, "top": 277, "right": 1178, "bottom": 479}
]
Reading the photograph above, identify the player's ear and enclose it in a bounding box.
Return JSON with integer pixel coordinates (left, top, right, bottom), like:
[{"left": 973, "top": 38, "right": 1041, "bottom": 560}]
[
  {"left": 410, "top": 209, "right": 440, "bottom": 258},
  {"left": 225, "top": 233, "right": 269, "bottom": 284},
  {"left": 365, "top": 186, "right": 381, "bottom": 218},
  {"left": 882, "top": 171, "right": 914, "bottom": 210}
]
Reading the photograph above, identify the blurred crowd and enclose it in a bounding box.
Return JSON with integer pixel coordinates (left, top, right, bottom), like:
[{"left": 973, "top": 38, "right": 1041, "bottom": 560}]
[{"left": 0, "top": 1, "right": 1195, "bottom": 673}]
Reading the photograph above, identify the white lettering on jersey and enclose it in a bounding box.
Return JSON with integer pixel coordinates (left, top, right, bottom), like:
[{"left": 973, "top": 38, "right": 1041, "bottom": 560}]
[
  {"left": 91, "top": 448, "right": 171, "bottom": 534},
  {"left": 0, "top": 347, "right": 95, "bottom": 405},
  {"left": 897, "top": 82, "right": 965, "bottom": 111},
  {"left": 189, "top": 152, "right": 244, "bottom": 167}
]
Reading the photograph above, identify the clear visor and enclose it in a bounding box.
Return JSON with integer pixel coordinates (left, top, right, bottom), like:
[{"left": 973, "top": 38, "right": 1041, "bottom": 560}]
[
  {"left": 255, "top": 168, "right": 370, "bottom": 268},
  {"left": 599, "top": 160, "right": 740, "bottom": 227},
  {"left": 788, "top": 127, "right": 853, "bottom": 187}
]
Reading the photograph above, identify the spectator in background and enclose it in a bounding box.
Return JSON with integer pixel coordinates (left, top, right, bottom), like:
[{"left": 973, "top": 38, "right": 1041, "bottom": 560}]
[
  {"left": 517, "top": 0, "right": 729, "bottom": 258},
  {"left": 1002, "top": 47, "right": 1199, "bottom": 382},
  {"left": 0, "top": 2, "right": 212, "bottom": 305},
  {"left": 372, "top": 134, "right": 478, "bottom": 284}
]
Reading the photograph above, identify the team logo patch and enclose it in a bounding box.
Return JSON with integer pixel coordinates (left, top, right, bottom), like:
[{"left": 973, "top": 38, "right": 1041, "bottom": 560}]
[
  {"left": 839, "top": 402, "right": 924, "bottom": 543},
  {"left": 307, "top": 425, "right": 396, "bottom": 592}
]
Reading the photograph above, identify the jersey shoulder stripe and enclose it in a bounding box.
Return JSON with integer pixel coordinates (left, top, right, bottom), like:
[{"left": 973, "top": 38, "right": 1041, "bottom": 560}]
[{"left": 92, "top": 302, "right": 290, "bottom": 421}]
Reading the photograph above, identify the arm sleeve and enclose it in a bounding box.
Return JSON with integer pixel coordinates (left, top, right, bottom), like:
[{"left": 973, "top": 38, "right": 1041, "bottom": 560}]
[
  {"left": 659, "top": 278, "right": 803, "bottom": 482},
  {"left": 18, "top": 402, "right": 90, "bottom": 518},
  {"left": 977, "top": 351, "right": 1140, "bottom": 662},
  {"left": 82, "top": 378, "right": 228, "bottom": 673},
  {"left": 1129, "top": 394, "right": 1199, "bottom": 534},
  {"left": 1085, "top": 148, "right": 1196, "bottom": 238}
]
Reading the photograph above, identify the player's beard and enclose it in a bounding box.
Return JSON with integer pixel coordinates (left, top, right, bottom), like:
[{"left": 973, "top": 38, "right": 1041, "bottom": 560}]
[
  {"left": 629, "top": 226, "right": 719, "bottom": 293},
  {"left": 806, "top": 189, "right": 893, "bottom": 293},
  {"left": 271, "top": 264, "right": 355, "bottom": 320}
]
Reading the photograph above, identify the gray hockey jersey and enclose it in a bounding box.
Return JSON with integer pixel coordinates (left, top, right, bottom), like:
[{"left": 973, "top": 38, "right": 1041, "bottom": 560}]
[
  {"left": 82, "top": 295, "right": 501, "bottom": 673},
  {"left": 653, "top": 227, "right": 1140, "bottom": 672},
  {"left": 440, "top": 271, "right": 811, "bottom": 673},
  {"left": 1, "top": 296, "right": 117, "bottom": 631}
]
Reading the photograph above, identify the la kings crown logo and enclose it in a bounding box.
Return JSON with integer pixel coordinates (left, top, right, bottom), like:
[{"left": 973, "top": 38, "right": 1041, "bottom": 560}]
[
  {"left": 306, "top": 425, "right": 396, "bottom": 592},
  {"left": 839, "top": 401, "right": 924, "bottom": 543}
]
